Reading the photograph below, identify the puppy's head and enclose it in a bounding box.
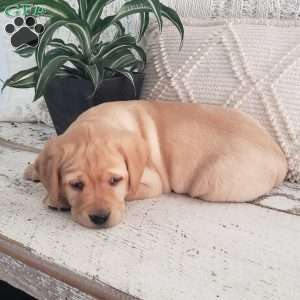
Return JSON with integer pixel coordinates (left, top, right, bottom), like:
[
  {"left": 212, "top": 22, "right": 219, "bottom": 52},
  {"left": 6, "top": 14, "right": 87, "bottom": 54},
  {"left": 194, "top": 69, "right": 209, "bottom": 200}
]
[{"left": 34, "top": 128, "right": 148, "bottom": 228}]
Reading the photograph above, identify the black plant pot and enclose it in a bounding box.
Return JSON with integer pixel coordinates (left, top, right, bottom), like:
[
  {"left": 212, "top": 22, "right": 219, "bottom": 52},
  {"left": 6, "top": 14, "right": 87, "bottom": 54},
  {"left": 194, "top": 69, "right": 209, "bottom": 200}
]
[{"left": 44, "top": 73, "right": 144, "bottom": 135}]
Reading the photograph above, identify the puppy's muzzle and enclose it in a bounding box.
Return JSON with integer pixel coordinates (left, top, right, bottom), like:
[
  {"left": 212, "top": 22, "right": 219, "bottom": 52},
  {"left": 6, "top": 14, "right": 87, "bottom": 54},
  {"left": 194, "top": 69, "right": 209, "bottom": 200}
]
[{"left": 89, "top": 210, "right": 110, "bottom": 226}]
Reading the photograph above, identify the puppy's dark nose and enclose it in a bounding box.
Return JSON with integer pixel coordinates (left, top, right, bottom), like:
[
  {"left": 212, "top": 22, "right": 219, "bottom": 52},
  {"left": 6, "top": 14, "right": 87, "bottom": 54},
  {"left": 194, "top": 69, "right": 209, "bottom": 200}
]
[{"left": 89, "top": 210, "right": 110, "bottom": 226}]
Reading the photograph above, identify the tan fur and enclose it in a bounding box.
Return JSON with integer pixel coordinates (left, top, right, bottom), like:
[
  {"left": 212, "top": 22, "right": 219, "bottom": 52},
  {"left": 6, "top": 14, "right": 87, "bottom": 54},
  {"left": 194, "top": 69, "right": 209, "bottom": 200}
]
[{"left": 25, "top": 101, "right": 287, "bottom": 228}]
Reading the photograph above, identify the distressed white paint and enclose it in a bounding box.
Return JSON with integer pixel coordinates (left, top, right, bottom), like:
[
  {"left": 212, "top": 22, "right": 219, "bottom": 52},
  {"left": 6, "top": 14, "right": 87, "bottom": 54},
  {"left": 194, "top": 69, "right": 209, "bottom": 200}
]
[
  {"left": 0, "top": 123, "right": 300, "bottom": 300},
  {"left": 259, "top": 196, "right": 300, "bottom": 212},
  {"left": 0, "top": 252, "right": 97, "bottom": 300}
]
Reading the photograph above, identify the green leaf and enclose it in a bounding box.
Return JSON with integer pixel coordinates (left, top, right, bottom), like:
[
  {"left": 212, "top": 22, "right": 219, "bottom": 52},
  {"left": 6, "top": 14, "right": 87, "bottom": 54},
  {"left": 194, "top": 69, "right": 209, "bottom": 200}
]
[
  {"left": 0, "top": 0, "right": 78, "bottom": 19},
  {"left": 109, "top": 53, "right": 144, "bottom": 72},
  {"left": 114, "top": 0, "right": 162, "bottom": 31},
  {"left": 92, "top": 34, "right": 137, "bottom": 63},
  {"left": 36, "top": 19, "right": 64, "bottom": 68},
  {"left": 92, "top": 16, "right": 126, "bottom": 45},
  {"left": 111, "top": 69, "right": 137, "bottom": 96},
  {"left": 100, "top": 44, "right": 146, "bottom": 67},
  {"left": 103, "top": 49, "right": 135, "bottom": 67},
  {"left": 130, "top": 45, "right": 147, "bottom": 64},
  {"left": 113, "top": 21, "right": 126, "bottom": 38},
  {"left": 144, "top": 0, "right": 162, "bottom": 31},
  {"left": 113, "top": 1, "right": 184, "bottom": 46},
  {"left": 161, "top": 4, "right": 184, "bottom": 48},
  {"left": 85, "top": 64, "right": 100, "bottom": 92},
  {"left": 97, "top": 62, "right": 105, "bottom": 85},
  {"left": 2, "top": 67, "right": 38, "bottom": 92},
  {"left": 105, "top": 49, "right": 144, "bottom": 72},
  {"left": 77, "top": 0, "right": 88, "bottom": 19},
  {"left": 128, "top": 61, "right": 145, "bottom": 72},
  {"left": 15, "top": 44, "right": 35, "bottom": 58},
  {"left": 67, "top": 56, "right": 102, "bottom": 86},
  {"left": 112, "top": 55, "right": 137, "bottom": 69},
  {"left": 59, "top": 65, "right": 81, "bottom": 78},
  {"left": 89, "top": 62, "right": 105, "bottom": 96},
  {"left": 109, "top": 33, "right": 137, "bottom": 47},
  {"left": 87, "top": 0, "right": 96, "bottom": 9},
  {"left": 35, "top": 55, "right": 69, "bottom": 100},
  {"left": 138, "top": 12, "right": 150, "bottom": 41},
  {"left": 113, "top": 0, "right": 162, "bottom": 31},
  {"left": 42, "top": 48, "right": 83, "bottom": 69},
  {"left": 96, "top": 45, "right": 129, "bottom": 63},
  {"left": 87, "top": 0, "right": 114, "bottom": 31},
  {"left": 113, "top": 0, "right": 153, "bottom": 24},
  {"left": 45, "top": 42, "right": 87, "bottom": 79},
  {"left": 53, "top": 71, "right": 75, "bottom": 80},
  {"left": 37, "top": 19, "right": 91, "bottom": 68},
  {"left": 61, "top": 21, "right": 92, "bottom": 58},
  {"left": 49, "top": 39, "right": 82, "bottom": 56},
  {"left": 52, "top": 67, "right": 82, "bottom": 81}
]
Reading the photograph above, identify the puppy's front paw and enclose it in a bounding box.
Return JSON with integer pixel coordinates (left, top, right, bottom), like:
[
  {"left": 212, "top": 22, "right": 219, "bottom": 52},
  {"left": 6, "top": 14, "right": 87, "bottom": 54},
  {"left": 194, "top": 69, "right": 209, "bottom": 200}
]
[
  {"left": 24, "top": 163, "right": 40, "bottom": 182},
  {"left": 44, "top": 195, "right": 71, "bottom": 212}
]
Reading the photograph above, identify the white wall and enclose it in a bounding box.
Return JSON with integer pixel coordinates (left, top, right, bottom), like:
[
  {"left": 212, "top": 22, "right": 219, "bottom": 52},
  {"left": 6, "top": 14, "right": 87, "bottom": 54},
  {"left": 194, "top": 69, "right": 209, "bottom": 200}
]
[
  {"left": 0, "top": 16, "right": 9, "bottom": 95},
  {"left": 0, "top": 45, "right": 8, "bottom": 83}
]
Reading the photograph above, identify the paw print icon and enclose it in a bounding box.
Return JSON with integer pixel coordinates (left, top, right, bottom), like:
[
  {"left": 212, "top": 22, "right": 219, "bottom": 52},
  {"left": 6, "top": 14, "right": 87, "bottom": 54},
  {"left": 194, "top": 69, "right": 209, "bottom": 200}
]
[{"left": 5, "top": 16, "right": 44, "bottom": 48}]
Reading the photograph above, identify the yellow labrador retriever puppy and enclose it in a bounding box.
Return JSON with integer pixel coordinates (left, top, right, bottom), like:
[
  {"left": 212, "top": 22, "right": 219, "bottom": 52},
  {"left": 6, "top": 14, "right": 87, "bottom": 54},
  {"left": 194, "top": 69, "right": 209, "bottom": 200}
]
[{"left": 25, "top": 100, "right": 287, "bottom": 228}]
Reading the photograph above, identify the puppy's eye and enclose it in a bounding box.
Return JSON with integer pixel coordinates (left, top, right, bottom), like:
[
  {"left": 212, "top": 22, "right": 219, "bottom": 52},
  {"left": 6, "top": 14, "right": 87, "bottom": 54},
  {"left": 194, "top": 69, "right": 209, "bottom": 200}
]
[
  {"left": 109, "top": 176, "right": 123, "bottom": 186},
  {"left": 70, "top": 181, "right": 85, "bottom": 191}
]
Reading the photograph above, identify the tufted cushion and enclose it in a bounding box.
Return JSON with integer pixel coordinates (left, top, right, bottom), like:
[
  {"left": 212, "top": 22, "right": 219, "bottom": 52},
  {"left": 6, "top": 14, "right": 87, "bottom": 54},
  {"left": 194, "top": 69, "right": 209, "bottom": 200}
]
[{"left": 142, "top": 19, "right": 300, "bottom": 182}]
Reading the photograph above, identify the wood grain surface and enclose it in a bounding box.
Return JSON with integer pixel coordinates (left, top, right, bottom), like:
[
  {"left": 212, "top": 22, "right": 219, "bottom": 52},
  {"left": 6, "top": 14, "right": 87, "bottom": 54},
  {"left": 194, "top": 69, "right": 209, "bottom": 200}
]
[{"left": 0, "top": 122, "right": 300, "bottom": 300}]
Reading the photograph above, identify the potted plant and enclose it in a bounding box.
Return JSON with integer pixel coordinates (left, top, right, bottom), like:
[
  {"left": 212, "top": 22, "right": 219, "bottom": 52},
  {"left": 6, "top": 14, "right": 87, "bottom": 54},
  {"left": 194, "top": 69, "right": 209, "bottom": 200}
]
[{"left": 1, "top": 0, "right": 184, "bottom": 134}]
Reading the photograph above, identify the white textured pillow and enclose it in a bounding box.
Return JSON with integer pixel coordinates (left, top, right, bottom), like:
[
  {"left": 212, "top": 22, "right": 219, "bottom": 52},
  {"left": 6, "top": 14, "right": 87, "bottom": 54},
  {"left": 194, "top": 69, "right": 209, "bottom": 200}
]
[
  {"left": 161, "top": 0, "right": 300, "bottom": 19},
  {"left": 142, "top": 19, "right": 300, "bottom": 182}
]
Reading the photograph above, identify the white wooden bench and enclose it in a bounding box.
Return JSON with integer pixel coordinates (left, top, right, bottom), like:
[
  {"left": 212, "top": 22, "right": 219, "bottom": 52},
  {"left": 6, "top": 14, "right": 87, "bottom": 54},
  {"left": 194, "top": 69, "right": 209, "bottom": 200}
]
[{"left": 0, "top": 122, "right": 300, "bottom": 300}]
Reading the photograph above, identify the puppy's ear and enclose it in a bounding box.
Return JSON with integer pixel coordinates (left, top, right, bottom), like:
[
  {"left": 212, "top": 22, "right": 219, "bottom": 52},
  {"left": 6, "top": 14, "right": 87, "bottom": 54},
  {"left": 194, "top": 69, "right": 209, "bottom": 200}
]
[
  {"left": 120, "top": 133, "right": 149, "bottom": 198},
  {"left": 35, "top": 139, "right": 64, "bottom": 208}
]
